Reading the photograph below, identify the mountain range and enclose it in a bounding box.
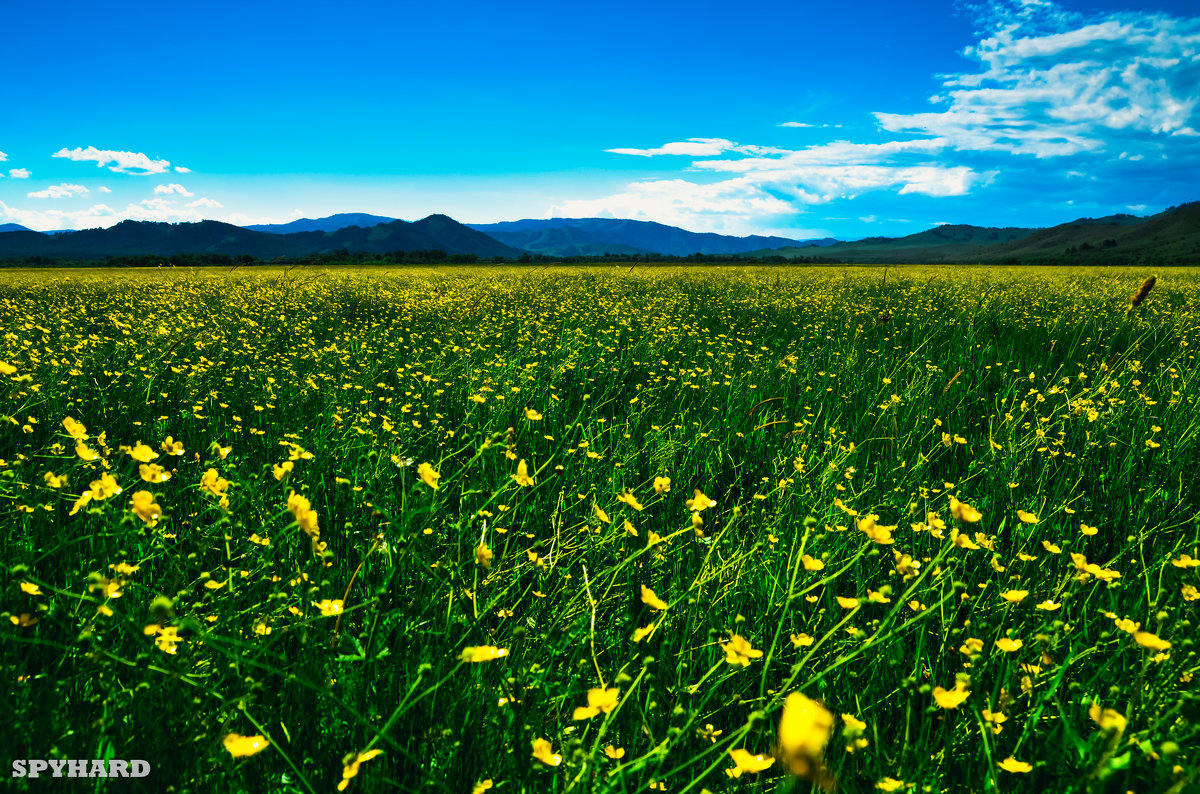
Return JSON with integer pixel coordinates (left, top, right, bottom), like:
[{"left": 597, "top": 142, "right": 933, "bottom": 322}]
[
  {"left": 464, "top": 218, "right": 837, "bottom": 257},
  {"left": 0, "top": 203, "right": 1196, "bottom": 264},
  {"left": 748, "top": 203, "right": 1199, "bottom": 265},
  {"left": 0, "top": 215, "right": 522, "bottom": 260}
]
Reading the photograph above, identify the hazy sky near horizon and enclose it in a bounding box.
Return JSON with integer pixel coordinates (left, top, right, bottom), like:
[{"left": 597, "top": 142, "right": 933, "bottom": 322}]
[{"left": 2, "top": 0, "right": 1198, "bottom": 239}]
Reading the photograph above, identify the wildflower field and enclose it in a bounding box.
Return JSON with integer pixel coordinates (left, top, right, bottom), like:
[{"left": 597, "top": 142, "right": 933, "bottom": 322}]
[{"left": 2, "top": 264, "right": 1199, "bottom": 794}]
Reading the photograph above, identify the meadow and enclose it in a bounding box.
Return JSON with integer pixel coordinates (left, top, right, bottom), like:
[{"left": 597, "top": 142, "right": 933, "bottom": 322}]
[{"left": 1, "top": 263, "right": 1198, "bottom": 794}]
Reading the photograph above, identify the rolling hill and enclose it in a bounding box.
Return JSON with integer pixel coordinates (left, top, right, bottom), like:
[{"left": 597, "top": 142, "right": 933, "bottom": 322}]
[
  {"left": 244, "top": 213, "right": 398, "bottom": 234},
  {"left": 0, "top": 215, "right": 522, "bottom": 260},
  {"left": 748, "top": 204, "right": 1200, "bottom": 265},
  {"left": 467, "top": 217, "right": 837, "bottom": 257}
]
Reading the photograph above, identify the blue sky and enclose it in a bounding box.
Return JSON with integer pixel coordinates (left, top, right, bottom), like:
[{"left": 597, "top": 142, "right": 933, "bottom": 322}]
[{"left": 1, "top": 0, "right": 1197, "bottom": 239}]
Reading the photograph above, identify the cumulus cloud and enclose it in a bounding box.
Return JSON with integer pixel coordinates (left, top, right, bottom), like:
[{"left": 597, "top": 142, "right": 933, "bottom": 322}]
[
  {"left": 9, "top": 168, "right": 31, "bottom": 178},
  {"left": 0, "top": 200, "right": 119, "bottom": 231},
  {"left": 174, "top": 166, "right": 191, "bottom": 173},
  {"left": 98, "top": 186, "right": 112, "bottom": 193},
  {"left": 52, "top": 146, "right": 173, "bottom": 174},
  {"left": 550, "top": 177, "right": 802, "bottom": 236},
  {"left": 185, "top": 197, "right": 222, "bottom": 209},
  {"left": 27, "top": 183, "right": 90, "bottom": 199},
  {"left": 875, "top": 10, "right": 1200, "bottom": 158},
  {"left": 576, "top": 1, "right": 1200, "bottom": 233},
  {"left": 154, "top": 183, "right": 194, "bottom": 196},
  {"left": 0, "top": 151, "right": 7, "bottom": 161}
]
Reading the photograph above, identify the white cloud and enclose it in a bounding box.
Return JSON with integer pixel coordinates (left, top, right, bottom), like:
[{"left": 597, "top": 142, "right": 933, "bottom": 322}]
[
  {"left": 549, "top": 177, "right": 799, "bottom": 236},
  {"left": 0, "top": 151, "right": 7, "bottom": 161},
  {"left": 185, "top": 197, "right": 222, "bottom": 209},
  {"left": 571, "top": 1, "right": 1200, "bottom": 234},
  {"left": 0, "top": 200, "right": 119, "bottom": 231},
  {"left": 27, "top": 183, "right": 89, "bottom": 199},
  {"left": 154, "top": 183, "right": 194, "bottom": 196},
  {"left": 876, "top": 8, "right": 1200, "bottom": 158},
  {"left": 9, "top": 168, "right": 31, "bottom": 178},
  {"left": 52, "top": 146, "right": 172, "bottom": 174},
  {"left": 174, "top": 166, "right": 191, "bottom": 173},
  {"left": 98, "top": 186, "right": 112, "bottom": 193},
  {"left": 606, "top": 138, "right": 737, "bottom": 157}
]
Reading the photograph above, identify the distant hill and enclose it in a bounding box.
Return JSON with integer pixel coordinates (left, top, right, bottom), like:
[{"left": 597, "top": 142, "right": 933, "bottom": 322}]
[
  {"left": 747, "top": 204, "right": 1200, "bottom": 265},
  {"left": 0, "top": 214, "right": 523, "bottom": 260},
  {"left": 0, "top": 223, "right": 35, "bottom": 233},
  {"left": 244, "top": 213, "right": 398, "bottom": 234},
  {"left": 746, "top": 224, "right": 1035, "bottom": 261},
  {"left": 467, "top": 217, "right": 837, "bottom": 257}
]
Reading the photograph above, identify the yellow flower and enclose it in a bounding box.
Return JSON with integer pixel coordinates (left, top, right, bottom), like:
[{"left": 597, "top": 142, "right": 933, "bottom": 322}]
[
  {"left": 461, "top": 645, "right": 509, "bottom": 662},
  {"left": 417, "top": 462, "right": 440, "bottom": 491},
  {"left": 511, "top": 459, "right": 535, "bottom": 487},
  {"left": 338, "top": 748, "right": 384, "bottom": 791},
  {"left": 75, "top": 439, "right": 99, "bottom": 461},
  {"left": 856, "top": 514, "right": 896, "bottom": 544},
  {"left": 200, "top": 468, "right": 229, "bottom": 498},
  {"left": 653, "top": 476, "right": 671, "bottom": 494},
  {"left": 314, "top": 599, "right": 344, "bottom": 616},
  {"left": 997, "top": 757, "right": 1032, "bottom": 773},
  {"left": 130, "top": 490, "right": 162, "bottom": 527},
  {"left": 523, "top": 407, "right": 542, "bottom": 420},
  {"left": 43, "top": 471, "right": 67, "bottom": 489},
  {"left": 1016, "top": 510, "right": 1038, "bottom": 524},
  {"left": 118, "top": 442, "right": 157, "bottom": 463},
  {"left": 777, "top": 692, "right": 834, "bottom": 779},
  {"left": 1133, "top": 631, "right": 1171, "bottom": 651},
  {"left": 632, "top": 623, "right": 657, "bottom": 643},
  {"left": 617, "top": 491, "right": 643, "bottom": 510},
  {"left": 573, "top": 687, "right": 619, "bottom": 720},
  {"left": 19, "top": 582, "right": 42, "bottom": 595},
  {"left": 727, "top": 748, "right": 774, "bottom": 777},
  {"left": 473, "top": 780, "right": 494, "bottom": 794},
  {"left": 802, "top": 554, "right": 825, "bottom": 571},
  {"left": 272, "top": 461, "right": 294, "bottom": 480},
  {"left": 1088, "top": 702, "right": 1127, "bottom": 737},
  {"left": 790, "top": 633, "right": 814, "bottom": 648},
  {"left": 995, "top": 637, "right": 1023, "bottom": 652},
  {"left": 959, "top": 638, "right": 984, "bottom": 656},
  {"left": 948, "top": 495, "right": 982, "bottom": 523},
  {"left": 1035, "top": 600, "right": 1061, "bottom": 611},
  {"left": 144, "top": 623, "right": 182, "bottom": 654},
  {"left": 63, "top": 416, "right": 88, "bottom": 441},
  {"left": 842, "top": 713, "right": 866, "bottom": 732},
  {"left": 640, "top": 585, "right": 669, "bottom": 611},
  {"left": 88, "top": 473, "right": 122, "bottom": 500},
  {"left": 475, "top": 542, "right": 493, "bottom": 569},
  {"left": 1171, "top": 554, "right": 1199, "bottom": 568},
  {"left": 1042, "top": 540, "right": 1061, "bottom": 554},
  {"left": 932, "top": 682, "right": 970, "bottom": 709},
  {"left": 721, "top": 634, "right": 763, "bottom": 667},
  {"left": 876, "top": 778, "right": 907, "bottom": 791},
  {"left": 686, "top": 489, "right": 715, "bottom": 511},
  {"left": 161, "top": 436, "right": 184, "bottom": 456},
  {"left": 139, "top": 463, "right": 171, "bottom": 483},
  {"left": 836, "top": 596, "right": 859, "bottom": 609},
  {"left": 222, "top": 733, "right": 269, "bottom": 758},
  {"left": 531, "top": 738, "right": 561, "bottom": 766},
  {"left": 1080, "top": 523, "right": 1098, "bottom": 536},
  {"left": 603, "top": 746, "right": 625, "bottom": 759},
  {"left": 594, "top": 505, "right": 611, "bottom": 524},
  {"left": 999, "top": 590, "right": 1028, "bottom": 604},
  {"left": 287, "top": 491, "right": 320, "bottom": 539}
]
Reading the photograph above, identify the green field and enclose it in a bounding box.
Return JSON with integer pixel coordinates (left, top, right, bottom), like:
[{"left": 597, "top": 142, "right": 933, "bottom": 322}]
[{"left": 2, "top": 264, "right": 1198, "bottom": 793}]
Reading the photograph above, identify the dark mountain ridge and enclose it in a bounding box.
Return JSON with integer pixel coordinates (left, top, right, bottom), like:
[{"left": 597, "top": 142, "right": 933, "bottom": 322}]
[{"left": 0, "top": 214, "right": 522, "bottom": 260}]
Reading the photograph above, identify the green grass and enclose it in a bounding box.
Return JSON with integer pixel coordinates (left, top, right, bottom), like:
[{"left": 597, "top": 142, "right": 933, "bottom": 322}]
[{"left": 1, "top": 264, "right": 1198, "bottom": 793}]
